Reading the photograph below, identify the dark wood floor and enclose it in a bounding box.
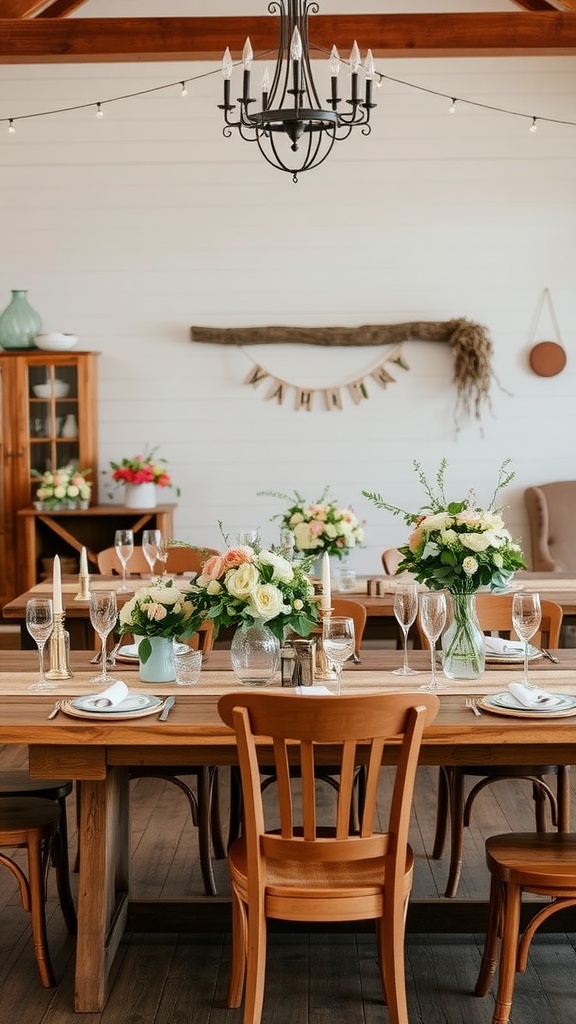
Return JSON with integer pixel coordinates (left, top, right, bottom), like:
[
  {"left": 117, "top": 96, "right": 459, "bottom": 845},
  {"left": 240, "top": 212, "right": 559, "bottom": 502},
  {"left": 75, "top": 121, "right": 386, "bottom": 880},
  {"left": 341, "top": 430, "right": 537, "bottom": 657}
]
[{"left": 1, "top": 743, "right": 576, "bottom": 1023}]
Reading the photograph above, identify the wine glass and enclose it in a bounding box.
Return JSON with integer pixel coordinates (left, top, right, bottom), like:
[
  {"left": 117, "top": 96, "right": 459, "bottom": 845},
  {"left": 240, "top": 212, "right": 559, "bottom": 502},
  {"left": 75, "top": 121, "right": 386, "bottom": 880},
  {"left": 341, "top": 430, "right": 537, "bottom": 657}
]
[
  {"left": 419, "top": 592, "right": 447, "bottom": 691},
  {"left": 512, "top": 591, "right": 542, "bottom": 688},
  {"left": 89, "top": 591, "right": 118, "bottom": 684},
  {"left": 156, "top": 538, "right": 170, "bottom": 575},
  {"left": 322, "top": 616, "right": 355, "bottom": 696},
  {"left": 142, "top": 529, "right": 162, "bottom": 577},
  {"left": 393, "top": 581, "right": 420, "bottom": 676},
  {"left": 114, "top": 529, "right": 134, "bottom": 592},
  {"left": 237, "top": 529, "right": 258, "bottom": 547},
  {"left": 26, "top": 597, "right": 56, "bottom": 691}
]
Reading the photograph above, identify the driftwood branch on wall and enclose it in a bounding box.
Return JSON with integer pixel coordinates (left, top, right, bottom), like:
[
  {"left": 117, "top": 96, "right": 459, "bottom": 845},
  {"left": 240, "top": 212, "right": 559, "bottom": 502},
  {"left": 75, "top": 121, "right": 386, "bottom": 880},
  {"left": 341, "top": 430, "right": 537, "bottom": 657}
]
[{"left": 190, "top": 318, "right": 498, "bottom": 426}]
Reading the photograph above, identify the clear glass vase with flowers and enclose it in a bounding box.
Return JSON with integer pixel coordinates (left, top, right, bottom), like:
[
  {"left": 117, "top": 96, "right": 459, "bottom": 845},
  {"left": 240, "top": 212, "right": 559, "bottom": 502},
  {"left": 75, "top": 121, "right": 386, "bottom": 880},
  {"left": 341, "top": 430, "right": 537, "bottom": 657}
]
[
  {"left": 189, "top": 542, "right": 319, "bottom": 685},
  {"left": 363, "top": 459, "right": 526, "bottom": 679}
]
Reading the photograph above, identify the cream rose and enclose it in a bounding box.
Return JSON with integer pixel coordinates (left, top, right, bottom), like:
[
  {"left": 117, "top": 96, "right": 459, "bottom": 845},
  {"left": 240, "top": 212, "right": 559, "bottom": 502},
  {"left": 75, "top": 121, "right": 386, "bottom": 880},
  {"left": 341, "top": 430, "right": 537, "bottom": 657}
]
[
  {"left": 460, "top": 532, "right": 490, "bottom": 553},
  {"left": 144, "top": 602, "right": 168, "bottom": 622},
  {"left": 226, "top": 562, "right": 260, "bottom": 599},
  {"left": 249, "top": 583, "right": 285, "bottom": 621},
  {"left": 462, "top": 556, "right": 478, "bottom": 575},
  {"left": 206, "top": 580, "right": 222, "bottom": 596},
  {"left": 293, "top": 521, "right": 322, "bottom": 551}
]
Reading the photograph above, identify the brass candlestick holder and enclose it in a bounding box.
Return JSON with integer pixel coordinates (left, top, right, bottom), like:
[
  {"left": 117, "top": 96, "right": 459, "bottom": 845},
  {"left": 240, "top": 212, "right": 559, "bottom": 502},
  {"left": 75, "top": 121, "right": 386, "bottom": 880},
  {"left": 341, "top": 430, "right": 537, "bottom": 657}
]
[
  {"left": 313, "top": 606, "right": 337, "bottom": 681},
  {"left": 46, "top": 611, "right": 74, "bottom": 679},
  {"left": 74, "top": 573, "right": 91, "bottom": 601}
]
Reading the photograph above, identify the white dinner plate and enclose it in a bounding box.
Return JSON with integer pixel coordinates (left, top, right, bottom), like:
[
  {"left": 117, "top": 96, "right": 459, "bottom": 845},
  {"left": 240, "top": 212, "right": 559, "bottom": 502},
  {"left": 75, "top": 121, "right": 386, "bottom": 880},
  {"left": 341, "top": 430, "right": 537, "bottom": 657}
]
[
  {"left": 116, "top": 642, "right": 190, "bottom": 662},
  {"left": 71, "top": 693, "right": 162, "bottom": 714},
  {"left": 478, "top": 692, "right": 576, "bottom": 719},
  {"left": 61, "top": 696, "right": 165, "bottom": 720},
  {"left": 485, "top": 643, "right": 541, "bottom": 665}
]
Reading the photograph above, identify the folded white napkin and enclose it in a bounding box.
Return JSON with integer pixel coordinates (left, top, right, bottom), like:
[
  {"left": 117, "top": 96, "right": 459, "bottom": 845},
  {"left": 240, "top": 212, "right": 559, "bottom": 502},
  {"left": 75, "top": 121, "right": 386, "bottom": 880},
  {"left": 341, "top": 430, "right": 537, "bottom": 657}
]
[
  {"left": 91, "top": 681, "right": 129, "bottom": 708},
  {"left": 296, "top": 685, "right": 334, "bottom": 696},
  {"left": 485, "top": 637, "right": 525, "bottom": 656},
  {"left": 507, "top": 682, "right": 560, "bottom": 708}
]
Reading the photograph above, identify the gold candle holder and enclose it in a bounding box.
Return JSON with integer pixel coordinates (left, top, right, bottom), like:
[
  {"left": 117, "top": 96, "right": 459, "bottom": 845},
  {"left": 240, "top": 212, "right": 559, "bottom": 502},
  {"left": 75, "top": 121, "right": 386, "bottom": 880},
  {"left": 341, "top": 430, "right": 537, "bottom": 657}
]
[
  {"left": 74, "top": 573, "right": 91, "bottom": 601},
  {"left": 313, "top": 606, "right": 337, "bottom": 681},
  {"left": 46, "top": 611, "right": 74, "bottom": 679}
]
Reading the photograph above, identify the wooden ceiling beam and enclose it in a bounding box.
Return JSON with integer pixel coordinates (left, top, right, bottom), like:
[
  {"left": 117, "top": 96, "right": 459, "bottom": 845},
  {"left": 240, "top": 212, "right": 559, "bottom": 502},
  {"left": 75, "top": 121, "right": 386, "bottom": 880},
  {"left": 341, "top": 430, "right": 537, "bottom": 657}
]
[
  {"left": 0, "top": 13, "right": 576, "bottom": 64},
  {"left": 0, "top": 1, "right": 54, "bottom": 16},
  {"left": 37, "top": 1, "right": 90, "bottom": 16},
  {"left": 511, "top": 1, "right": 559, "bottom": 9}
]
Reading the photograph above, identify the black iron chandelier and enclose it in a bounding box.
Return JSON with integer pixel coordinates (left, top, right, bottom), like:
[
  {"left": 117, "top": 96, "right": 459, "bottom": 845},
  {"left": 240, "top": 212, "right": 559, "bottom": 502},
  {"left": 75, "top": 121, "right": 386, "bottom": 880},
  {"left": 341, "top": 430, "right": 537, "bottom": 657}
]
[{"left": 219, "top": 1, "right": 377, "bottom": 182}]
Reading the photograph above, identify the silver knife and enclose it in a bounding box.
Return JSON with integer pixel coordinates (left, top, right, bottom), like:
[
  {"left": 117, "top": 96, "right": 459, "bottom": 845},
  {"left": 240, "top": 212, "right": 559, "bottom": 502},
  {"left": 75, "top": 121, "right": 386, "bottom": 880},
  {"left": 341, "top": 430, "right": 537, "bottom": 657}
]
[
  {"left": 158, "top": 695, "right": 175, "bottom": 721},
  {"left": 541, "top": 648, "right": 560, "bottom": 664}
]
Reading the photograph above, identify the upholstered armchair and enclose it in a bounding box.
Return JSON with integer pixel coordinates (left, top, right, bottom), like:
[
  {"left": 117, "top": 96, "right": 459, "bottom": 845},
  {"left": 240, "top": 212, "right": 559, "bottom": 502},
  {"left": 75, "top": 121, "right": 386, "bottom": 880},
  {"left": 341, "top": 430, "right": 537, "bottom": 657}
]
[{"left": 524, "top": 481, "right": 576, "bottom": 572}]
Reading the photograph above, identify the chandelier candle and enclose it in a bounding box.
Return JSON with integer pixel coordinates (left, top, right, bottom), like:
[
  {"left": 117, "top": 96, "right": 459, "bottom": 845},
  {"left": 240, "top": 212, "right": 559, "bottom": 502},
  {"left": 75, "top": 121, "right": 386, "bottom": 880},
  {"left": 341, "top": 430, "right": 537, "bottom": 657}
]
[{"left": 52, "top": 554, "right": 63, "bottom": 614}]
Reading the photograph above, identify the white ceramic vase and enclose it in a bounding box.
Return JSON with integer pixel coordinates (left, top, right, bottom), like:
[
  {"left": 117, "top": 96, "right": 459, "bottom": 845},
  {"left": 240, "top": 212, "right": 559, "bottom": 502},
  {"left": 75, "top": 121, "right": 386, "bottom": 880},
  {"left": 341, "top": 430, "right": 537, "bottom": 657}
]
[{"left": 124, "top": 482, "right": 157, "bottom": 509}]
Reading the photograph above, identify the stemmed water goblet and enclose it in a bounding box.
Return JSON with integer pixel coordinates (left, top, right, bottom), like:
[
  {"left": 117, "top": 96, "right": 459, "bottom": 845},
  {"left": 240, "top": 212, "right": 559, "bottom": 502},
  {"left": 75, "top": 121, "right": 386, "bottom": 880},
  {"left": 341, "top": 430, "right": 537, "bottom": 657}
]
[
  {"left": 89, "top": 591, "right": 118, "bottom": 685},
  {"left": 114, "top": 529, "right": 134, "bottom": 592},
  {"left": 142, "top": 529, "right": 162, "bottom": 577},
  {"left": 393, "top": 581, "right": 420, "bottom": 676},
  {"left": 322, "top": 616, "right": 355, "bottom": 696},
  {"left": 419, "top": 592, "right": 447, "bottom": 691},
  {"left": 237, "top": 529, "right": 258, "bottom": 547},
  {"left": 512, "top": 591, "right": 542, "bottom": 688},
  {"left": 26, "top": 597, "right": 56, "bottom": 691}
]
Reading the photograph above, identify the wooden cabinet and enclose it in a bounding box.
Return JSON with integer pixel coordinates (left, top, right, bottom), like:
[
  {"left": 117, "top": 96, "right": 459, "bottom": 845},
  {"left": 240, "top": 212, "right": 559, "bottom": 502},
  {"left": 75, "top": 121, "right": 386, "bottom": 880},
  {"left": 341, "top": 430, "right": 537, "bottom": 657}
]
[{"left": 0, "top": 350, "right": 99, "bottom": 608}]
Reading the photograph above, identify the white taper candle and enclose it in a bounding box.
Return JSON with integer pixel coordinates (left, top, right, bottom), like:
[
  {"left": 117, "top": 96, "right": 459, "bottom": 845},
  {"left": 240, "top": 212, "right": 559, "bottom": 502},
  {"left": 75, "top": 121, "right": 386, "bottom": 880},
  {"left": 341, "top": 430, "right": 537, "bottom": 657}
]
[
  {"left": 53, "top": 554, "right": 63, "bottom": 614},
  {"left": 321, "top": 551, "right": 331, "bottom": 611}
]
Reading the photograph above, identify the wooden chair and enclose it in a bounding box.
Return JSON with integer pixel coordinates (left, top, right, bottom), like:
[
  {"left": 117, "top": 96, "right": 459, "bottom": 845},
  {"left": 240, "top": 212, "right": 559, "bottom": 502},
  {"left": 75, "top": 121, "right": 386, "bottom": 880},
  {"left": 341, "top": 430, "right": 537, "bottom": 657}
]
[
  {"left": 165, "top": 545, "right": 220, "bottom": 574},
  {"left": 474, "top": 832, "right": 576, "bottom": 1024},
  {"left": 96, "top": 545, "right": 150, "bottom": 575},
  {"left": 218, "top": 690, "right": 439, "bottom": 1024},
  {"left": 0, "top": 796, "right": 77, "bottom": 987},
  {"left": 418, "top": 593, "right": 568, "bottom": 897},
  {"left": 382, "top": 548, "right": 404, "bottom": 574},
  {"left": 0, "top": 771, "right": 74, "bottom": 885}
]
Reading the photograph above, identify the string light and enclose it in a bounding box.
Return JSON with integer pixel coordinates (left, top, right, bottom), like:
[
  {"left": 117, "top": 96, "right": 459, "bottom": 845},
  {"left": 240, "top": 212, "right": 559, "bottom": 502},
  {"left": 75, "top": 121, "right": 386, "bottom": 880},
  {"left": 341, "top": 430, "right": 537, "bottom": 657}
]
[
  {"left": 529, "top": 116, "right": 538, "bottom": 133},
  {"left": 0, "top": 54, "right": 574, "bottom": 136},
  {"left": 8, "top": 119, "right": 15, "bottom": 134}
]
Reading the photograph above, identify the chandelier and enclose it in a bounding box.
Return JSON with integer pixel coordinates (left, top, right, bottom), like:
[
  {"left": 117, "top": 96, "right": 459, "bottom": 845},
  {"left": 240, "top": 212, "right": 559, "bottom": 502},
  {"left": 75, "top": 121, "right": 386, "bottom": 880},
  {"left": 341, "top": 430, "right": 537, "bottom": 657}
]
[{"left": 219, "top": 1, "right": 377, "bottom": 183}]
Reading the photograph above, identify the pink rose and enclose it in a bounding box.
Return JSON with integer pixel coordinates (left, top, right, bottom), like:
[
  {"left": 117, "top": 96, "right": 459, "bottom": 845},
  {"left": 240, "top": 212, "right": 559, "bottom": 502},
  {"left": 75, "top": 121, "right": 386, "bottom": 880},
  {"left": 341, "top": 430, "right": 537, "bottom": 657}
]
[
  {"left": 222, "top": 546, "right": 253, "bottom": 570},
  {"left": 309, "top": 520, "right": 324, "bottom": 537},
  {"left": 199, "top": 555, "right": 225, "bottom": 582}
]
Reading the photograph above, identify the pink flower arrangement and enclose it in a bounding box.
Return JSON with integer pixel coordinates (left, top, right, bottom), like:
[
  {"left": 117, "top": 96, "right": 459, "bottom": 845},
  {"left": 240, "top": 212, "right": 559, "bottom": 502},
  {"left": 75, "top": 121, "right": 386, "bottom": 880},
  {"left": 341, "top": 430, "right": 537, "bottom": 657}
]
[{"left": 110, "top": 449, "right": 178, "bottom": 493}]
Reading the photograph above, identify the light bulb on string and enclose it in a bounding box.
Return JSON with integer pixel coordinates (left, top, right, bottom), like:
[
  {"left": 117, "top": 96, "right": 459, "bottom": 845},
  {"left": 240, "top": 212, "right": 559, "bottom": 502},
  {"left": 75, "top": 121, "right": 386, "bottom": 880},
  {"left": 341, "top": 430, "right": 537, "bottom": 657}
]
[
  {"left": 529, "top": 116, "right": 538, "bottom": 133},
  {"left": 181, "top": 81, "right": 188, "bottom": 97},
  {"left": 448, "top": 98, "right": 457, "bottom": 114},
  {"left": 8, "top": 119, "right": 15, "bottom": 134},
  {"left": 96, "top": 102, "right": 104, "bottom": 119}
]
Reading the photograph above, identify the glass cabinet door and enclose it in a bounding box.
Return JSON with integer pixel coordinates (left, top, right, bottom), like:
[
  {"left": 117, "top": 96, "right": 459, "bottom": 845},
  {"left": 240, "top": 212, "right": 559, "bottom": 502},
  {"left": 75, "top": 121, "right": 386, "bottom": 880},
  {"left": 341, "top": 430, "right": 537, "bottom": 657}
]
[{"left": 27, "top": 361, "right": 80, "bottom": 479}]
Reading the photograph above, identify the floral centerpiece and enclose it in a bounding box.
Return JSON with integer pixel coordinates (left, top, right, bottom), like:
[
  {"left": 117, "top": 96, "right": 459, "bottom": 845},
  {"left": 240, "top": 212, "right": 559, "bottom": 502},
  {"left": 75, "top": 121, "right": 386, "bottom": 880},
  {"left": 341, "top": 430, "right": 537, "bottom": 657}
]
[
  {"left": 262, "top": 488, "right": 364, "bottom": 560},
  {"left": 117, "top": 578, "right": 195, "bottom": 682},
  {"left": 363, "top": 459, "right": 525, "bottom": 679},
  {"left": 109, "top": 448, "right": 179, "bottom": 493},
  {"left": 32, "top": 465, "right": 91, "bottom": 510},
  {"left": 190, "top": 544, "right": 318, "bottom": 643}
]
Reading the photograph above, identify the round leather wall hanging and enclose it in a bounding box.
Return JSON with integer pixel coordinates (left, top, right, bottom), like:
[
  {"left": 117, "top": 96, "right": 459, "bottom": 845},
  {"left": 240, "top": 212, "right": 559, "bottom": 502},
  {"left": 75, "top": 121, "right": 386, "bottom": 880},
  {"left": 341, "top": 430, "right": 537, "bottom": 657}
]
[{"left": 529, "top": 340, "right": 567, "bottom": 378}]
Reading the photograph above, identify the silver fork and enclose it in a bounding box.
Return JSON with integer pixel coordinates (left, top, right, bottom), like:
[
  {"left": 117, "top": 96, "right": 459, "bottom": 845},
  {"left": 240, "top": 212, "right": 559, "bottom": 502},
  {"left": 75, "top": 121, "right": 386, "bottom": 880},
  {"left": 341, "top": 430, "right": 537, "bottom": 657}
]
[{"left": 466, "top": 697, "right": 482, "bottom": 717}]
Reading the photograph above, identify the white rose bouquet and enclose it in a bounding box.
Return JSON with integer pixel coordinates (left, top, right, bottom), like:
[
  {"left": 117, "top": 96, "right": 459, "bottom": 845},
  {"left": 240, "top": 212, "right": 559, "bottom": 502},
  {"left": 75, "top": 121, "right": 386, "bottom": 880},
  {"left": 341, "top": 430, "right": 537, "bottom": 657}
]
[
  {"left": 363, "top": 458, "right": 525, "bottom": 593},
  {"left": 262, "top": 488, "right": 364, "bottom": 560},
  {"left": 189, "top": 544, "right": 318, "bottom": 642},
  {"left": 118, "top": 578, "right": 196, "bottom": 662},
  {"left": 32, "top": 464, "right": 92, "bottom": 509}
]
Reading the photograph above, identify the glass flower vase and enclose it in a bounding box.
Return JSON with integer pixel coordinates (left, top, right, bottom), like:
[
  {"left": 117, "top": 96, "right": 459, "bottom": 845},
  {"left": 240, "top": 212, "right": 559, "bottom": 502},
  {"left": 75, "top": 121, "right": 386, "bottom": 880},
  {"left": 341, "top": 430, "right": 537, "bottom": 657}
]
[
  {"left": 0, "top": 289, "right": 42, "bottom": 350},
  {"left": 230, "top": 619, "right": 280, "bottom": 687},
  {"left": 441, "top": 592, "right": 486, "bottom": 680},
  {"left": 139, "top": 636, "right": 176, "bottom": 683}
]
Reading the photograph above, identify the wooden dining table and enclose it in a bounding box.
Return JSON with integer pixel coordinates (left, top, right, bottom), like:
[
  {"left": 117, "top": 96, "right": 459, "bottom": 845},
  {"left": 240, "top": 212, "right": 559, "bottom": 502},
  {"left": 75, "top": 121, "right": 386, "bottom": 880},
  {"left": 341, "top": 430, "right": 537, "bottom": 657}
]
[{"left": 1, "top": 646, "right": 576, "bottom": 1010}]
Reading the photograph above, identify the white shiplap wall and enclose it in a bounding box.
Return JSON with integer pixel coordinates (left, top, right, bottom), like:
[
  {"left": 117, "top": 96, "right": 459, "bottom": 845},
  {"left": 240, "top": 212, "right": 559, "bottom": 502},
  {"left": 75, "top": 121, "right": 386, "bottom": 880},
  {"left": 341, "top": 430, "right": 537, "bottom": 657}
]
[{"left": 1, "top": 5, "right": 575, "bottom": 573}]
